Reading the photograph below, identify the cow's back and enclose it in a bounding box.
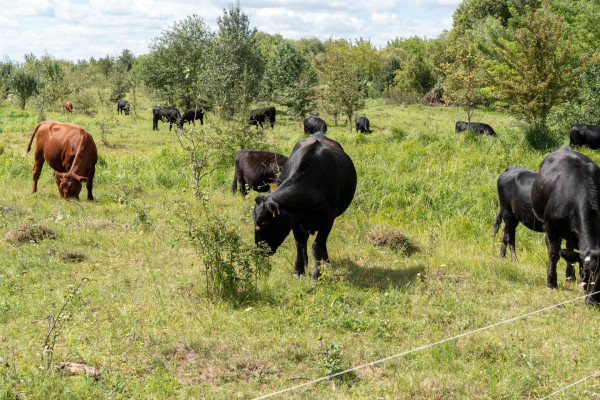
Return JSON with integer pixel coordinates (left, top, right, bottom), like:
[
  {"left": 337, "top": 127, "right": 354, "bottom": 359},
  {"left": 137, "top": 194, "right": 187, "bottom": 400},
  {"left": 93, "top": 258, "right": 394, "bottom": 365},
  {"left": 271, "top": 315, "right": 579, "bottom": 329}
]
[{"left": 281, "top": 133, "right": 356, "bottom": 216}]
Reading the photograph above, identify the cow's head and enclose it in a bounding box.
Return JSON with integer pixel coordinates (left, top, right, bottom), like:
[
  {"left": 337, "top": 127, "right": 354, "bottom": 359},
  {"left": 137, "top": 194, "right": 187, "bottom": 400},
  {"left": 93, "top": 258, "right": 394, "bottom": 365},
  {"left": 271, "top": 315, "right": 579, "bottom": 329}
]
[
  {"left": 253, "top": 195, "right": 292, "bottom": 254},
  {"left": 55, "top": 172, "right": 87, "bottom": 199},
  {"left": 124, "top": 106, "right": 130, "bottom": 115}
]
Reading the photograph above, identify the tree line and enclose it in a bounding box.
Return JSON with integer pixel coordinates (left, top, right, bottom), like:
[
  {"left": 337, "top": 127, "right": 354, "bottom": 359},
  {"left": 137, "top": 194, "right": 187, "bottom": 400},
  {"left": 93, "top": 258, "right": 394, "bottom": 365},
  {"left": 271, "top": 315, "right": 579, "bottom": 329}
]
[{"left": 1, "top": 1, "right": 600, "bottom": 135}]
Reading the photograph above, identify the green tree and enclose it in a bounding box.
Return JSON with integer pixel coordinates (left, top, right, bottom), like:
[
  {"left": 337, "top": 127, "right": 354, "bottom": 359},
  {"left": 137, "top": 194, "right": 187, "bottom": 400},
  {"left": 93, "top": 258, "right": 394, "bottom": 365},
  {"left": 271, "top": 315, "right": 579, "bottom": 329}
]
[
  {"left": 0, "top": 58, "right": 16, "bottom": 100},
  {"left": 140, "top": 15, "right": 209, "bottom": 108},
  {"left": 442, "top": 32, "right": 486, "bottom": 124},
  {"left": 9, "top": 68, "right": 39, "bottom": 109},
  {"left": 117, "top": 49, "right": 135, "bottom": 71},
  {"left": 318, "top": 44, "right": 365, "bottom": 131},
  {"left": 109, "top": 62, "right": 131, "bottom": 102},
  {"left": 261, "top": 41, "right": 317, "bottom": 117},
  {"left": 488, "top": 4, "right": 583, "bottom": 132},
  {"left": 200, "top": 5, "right": 263, "bottom": 116}
]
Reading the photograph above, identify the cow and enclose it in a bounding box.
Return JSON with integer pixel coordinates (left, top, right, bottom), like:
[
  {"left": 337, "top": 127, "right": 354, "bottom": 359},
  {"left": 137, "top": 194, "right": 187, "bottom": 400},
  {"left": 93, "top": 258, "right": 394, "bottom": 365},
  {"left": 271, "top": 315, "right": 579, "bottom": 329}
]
[
  {"left": 152, "top": 106, "right": 181, "bottom": 131},
  {"left": 493, "top": 166, "right": 582, "bottom": 278},
  {"left": 63, "top": 102, "right": 73, "bottom": 113},
  {"left": 179, "top": 108, "right": 204, "bottom": 128},
  {"left": 455, "top": 121, "right": 496, "bottom": 136},
  {"left": 531, "top": 146, "right": 600, "bottom": 303},
  {"left": 231, "top": 150, "right": 288, "bottom": 197},
  {"left": 569, "top": 123, "right": 600, "bottom": 150},
  {"left": 355, "top": 116, "right": 372, "bottom": 134},
  {"left": 117, "top": 99, "right": 130, "bottom": 115},
  {"left": 249, "top": 107, "right": 276, "bottom": 129},
  {"left": 303, "top": 115, "right": 327, "bottom": 135},
  {"left": 26, "top": 121, "right": 97, "bottom": 200},
  {"left": 253, "top": 132, "right": 357, "bottom": 279}
]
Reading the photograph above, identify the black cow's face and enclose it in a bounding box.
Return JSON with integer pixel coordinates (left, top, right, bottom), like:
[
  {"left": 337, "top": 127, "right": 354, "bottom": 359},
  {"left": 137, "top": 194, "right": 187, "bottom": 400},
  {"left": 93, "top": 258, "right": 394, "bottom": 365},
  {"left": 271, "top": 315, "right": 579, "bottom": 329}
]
[
  {"left": 125, "top": 107, "right": 130, "bottom": 115},
  {"left": 253, "top": 195, "right": 292, "bottom": 253},
  {"left": 56, "top": 172, "right": 87, "bottom": 199}
]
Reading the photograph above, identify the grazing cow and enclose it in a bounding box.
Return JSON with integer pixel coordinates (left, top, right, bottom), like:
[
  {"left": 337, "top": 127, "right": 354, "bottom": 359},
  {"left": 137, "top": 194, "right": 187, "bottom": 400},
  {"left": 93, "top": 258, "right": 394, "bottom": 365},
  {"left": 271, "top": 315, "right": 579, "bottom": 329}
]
[
  {"left": 26, "top": 121, "right": 97, "bottom": 200},
  {"left": 303, "top": 115, "right": 327, "bottom": 135},
  {"left": 569, "top": 123, "right": 600, "bottom": 150},
  {"left": 253, "top": 132, "right": 357, "bottom": 279},
  {"left": 63, "top": 102, "right": 73, "bottom": 113},
  {"left": 455, "top": 121, "right": 496, "bottom": 136},
  {"left": 494, "top": 166, "right": 582, "bottom": 278},
  {"left": 531, "top": 146, "right": 600, "bottom": 302},
  {"left": 231, "top": 150, "right": 288, "bottom": 196},
  {"left": 117, "top": 99, "right": 130, "bottom": 115},
  {"left": 152, "top": 106, "right": 181, "bottom": 131},
  {"left": 179, "top": 108, "right": 204, "bottom": 128},
  {"left": 355, "top": 116, "right": 372, "bottom": 134},
  {"left": 249, "top": 107, "right": 276, "bottom": 129}
]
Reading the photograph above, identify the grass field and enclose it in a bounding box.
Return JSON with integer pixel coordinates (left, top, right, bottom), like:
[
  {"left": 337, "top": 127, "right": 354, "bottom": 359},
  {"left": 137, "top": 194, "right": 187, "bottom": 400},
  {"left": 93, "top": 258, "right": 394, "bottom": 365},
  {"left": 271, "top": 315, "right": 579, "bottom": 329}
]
[{"left": 2, "top": 98, "right": 600, "bottom": 399}]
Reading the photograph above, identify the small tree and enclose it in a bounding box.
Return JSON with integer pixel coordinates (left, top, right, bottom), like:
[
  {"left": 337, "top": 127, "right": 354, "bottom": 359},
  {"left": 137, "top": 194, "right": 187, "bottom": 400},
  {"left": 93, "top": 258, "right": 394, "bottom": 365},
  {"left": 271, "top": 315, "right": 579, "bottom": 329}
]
[
  {"left": 442, "top": 32, "right": 486, "bottom": 124},
  {"left": 9, "top": 68, "right": 38, "bottom": 110},
  {"left": 488, "top": 3, "right": 584, "bottom": 132},
  {"left": 318, "top": 44, "right": 365, "bottom": 131},
  {"left": 200, "top": 5, "right": 264, "bottom": 116}
]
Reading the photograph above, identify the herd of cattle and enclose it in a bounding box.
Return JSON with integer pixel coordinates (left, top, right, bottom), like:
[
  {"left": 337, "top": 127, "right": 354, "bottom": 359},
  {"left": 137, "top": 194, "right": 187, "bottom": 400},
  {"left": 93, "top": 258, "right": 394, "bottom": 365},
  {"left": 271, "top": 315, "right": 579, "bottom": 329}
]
[{"left": 21, "top": 100, "right": 600, "bottom": 304}]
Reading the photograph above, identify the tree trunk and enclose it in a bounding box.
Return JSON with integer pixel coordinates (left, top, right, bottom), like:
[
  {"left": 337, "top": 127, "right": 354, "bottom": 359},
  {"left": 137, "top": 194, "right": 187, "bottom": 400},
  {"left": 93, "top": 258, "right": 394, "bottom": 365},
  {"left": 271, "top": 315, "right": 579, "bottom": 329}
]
[{"left": 20, "top": 98, "right": 26, "bottom": 110}]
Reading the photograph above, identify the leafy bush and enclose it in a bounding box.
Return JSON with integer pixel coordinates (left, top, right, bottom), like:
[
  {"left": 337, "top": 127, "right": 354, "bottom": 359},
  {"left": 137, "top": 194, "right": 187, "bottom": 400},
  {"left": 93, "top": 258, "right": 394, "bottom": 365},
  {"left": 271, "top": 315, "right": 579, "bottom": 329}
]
[{"left": 183, "top": 206, "right": 272, "bottom": 302}]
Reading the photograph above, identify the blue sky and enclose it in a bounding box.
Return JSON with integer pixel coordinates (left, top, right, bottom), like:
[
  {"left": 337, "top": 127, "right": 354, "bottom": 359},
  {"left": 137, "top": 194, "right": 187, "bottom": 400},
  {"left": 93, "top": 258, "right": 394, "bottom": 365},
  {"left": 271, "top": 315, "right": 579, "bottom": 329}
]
[{"left": 1, "top": 0, "right": 460, "bottom": 62}]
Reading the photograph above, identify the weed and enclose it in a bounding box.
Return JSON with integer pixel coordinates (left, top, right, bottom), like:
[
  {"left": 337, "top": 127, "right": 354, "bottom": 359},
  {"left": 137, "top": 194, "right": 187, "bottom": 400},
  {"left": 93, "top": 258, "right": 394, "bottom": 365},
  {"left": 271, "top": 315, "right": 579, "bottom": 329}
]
[{"left": 366, "top": 227, "right": 420, "bottom": 255}]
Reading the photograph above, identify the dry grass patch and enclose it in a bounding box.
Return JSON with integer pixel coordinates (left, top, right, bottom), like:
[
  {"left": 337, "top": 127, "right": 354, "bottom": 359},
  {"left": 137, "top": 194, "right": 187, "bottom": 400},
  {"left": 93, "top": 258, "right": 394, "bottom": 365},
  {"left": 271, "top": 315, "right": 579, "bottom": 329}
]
[
  {"left": 5, "top": 223, "right": 57, "bottom": 245},
  {"left": 365, "top": 227, "right": 420, "bottom": 255}
]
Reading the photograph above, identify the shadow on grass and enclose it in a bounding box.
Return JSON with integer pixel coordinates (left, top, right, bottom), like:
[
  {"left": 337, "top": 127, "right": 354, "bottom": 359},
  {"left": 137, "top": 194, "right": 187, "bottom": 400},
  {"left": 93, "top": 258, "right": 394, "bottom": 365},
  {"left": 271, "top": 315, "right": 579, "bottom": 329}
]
[{"left": 333, "top": 257, "right": 425, "bottom": 290}]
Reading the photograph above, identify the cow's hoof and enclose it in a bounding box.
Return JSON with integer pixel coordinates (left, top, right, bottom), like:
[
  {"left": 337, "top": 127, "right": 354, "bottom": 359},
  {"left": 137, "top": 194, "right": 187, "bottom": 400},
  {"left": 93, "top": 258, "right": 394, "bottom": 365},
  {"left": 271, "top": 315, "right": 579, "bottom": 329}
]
[{"left": 546, "top": 282, "right": 558, "bottom": 289}]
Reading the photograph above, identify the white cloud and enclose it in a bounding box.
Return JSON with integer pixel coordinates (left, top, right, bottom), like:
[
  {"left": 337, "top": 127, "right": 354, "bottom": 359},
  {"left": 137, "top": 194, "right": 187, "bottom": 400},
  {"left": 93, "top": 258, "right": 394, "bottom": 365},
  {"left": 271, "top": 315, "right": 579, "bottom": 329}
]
[{"left": 1, "top": 0, "right": 458, "bottom": 60}]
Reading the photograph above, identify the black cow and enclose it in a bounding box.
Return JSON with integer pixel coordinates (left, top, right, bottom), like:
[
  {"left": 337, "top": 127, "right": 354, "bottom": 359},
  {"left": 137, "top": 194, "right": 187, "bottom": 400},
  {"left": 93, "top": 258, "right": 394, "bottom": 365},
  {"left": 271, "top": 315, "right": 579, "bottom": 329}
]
[
  {"left": 253, "top": 132, "right": 357, "bottom": 279},
  {"left": 117, "top": 99, "right": 130, "bottom": 115},
  {"left": 152, "top": 106, "right": 181, "bottom": 131},
  {"left": 179, "top": 108, "right": 204, "bottom": 128},
  {"left": 249, "top": 107, "right": 276, "bottom": 129},
  {"left": 231, "top": 150, "right": 288, "bottom": 196},
  {"left": 355, "top": 116, "right": 372, "bottom": 134},
  {"left": 569, "top": 123, "right": 600, "bottom": 150},
  {"left": 455, "top": 121, "right": 496, "bottom": 136},
  {"left": 494, "top": 166, "right": 582, "bottom": 277},
  {"left": 531, "top": 146, "right": 600, "bottom": 302},
  {"left": 303, "top": 115, "right": 327, "bottom": 135}
]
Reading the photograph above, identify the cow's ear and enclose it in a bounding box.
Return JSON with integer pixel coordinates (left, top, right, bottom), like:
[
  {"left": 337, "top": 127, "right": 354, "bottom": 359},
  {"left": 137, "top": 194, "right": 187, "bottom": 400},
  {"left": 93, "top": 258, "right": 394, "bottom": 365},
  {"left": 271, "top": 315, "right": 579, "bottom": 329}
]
[
  {"left": 265, "top": 197, "right": 280, "bottom": 218},
  {"left": 55, "top": 172, "right": 66, "bottom": 180},
  {"left": 72, "top": 173, "right": 88, "bottom": 183},
  {"left": 255, "top": 195, "right": 265, "bottom": 204}
]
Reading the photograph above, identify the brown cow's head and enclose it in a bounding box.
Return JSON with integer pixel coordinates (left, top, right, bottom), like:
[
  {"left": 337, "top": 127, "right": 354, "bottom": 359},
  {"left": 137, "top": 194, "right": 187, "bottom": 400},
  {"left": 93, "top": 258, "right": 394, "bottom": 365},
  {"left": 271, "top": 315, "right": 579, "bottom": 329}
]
[{"left": 56, "top": 172, "right": 87, "bottom": 199}]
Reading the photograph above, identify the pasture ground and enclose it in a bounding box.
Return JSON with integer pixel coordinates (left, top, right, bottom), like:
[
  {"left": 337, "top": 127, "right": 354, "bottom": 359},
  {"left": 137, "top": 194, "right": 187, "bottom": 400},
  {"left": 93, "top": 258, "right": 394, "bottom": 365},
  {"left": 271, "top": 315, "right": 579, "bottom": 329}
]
[{"left": 1, "top": 99, "right": 600, "bottom": 399}]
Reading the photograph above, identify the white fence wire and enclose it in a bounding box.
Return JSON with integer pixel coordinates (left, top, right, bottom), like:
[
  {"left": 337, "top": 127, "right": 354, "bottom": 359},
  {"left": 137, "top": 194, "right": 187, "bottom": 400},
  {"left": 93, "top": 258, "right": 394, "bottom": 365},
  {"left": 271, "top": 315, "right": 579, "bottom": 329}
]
[{"left": 252, "top": 290, "right": 600, "bottom": 400}]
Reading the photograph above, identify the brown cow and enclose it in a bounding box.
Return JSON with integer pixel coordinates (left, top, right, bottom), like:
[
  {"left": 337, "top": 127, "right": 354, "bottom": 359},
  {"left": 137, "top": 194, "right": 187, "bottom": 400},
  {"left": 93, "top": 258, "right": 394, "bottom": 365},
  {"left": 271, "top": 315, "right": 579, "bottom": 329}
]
[
  {"left": 63, "top": 102, "right": 73, "bottom": 113},
  {"left": 27, "top": 121, "right": 98, "bottom": 200}
]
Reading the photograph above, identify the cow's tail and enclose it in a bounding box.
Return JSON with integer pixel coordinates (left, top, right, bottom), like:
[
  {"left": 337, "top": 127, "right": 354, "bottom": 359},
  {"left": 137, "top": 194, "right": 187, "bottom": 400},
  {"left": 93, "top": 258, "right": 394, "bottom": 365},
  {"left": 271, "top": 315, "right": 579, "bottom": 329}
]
[
  {"left": 231, "top": 162, "right": 238, "bottom": 194},
  {"left": 26, "top": 121, "right": 45, "bottom": 153},
  {"left": 493, "top": 211, "right": 503, "bottom": 237}
]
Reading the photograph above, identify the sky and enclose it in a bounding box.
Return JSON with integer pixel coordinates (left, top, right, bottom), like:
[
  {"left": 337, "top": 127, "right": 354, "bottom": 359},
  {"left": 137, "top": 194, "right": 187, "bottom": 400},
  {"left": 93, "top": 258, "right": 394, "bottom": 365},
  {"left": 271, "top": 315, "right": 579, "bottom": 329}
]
[{"left": 0, "top": 0, "right": 460, "bottom": 62}]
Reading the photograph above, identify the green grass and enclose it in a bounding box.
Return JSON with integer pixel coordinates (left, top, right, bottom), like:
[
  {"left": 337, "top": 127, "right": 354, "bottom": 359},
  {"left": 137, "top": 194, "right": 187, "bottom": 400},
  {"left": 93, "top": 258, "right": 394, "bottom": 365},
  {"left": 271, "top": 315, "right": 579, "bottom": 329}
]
[{"left": 1, "top": 98, "right": 600, "bottom": 399}]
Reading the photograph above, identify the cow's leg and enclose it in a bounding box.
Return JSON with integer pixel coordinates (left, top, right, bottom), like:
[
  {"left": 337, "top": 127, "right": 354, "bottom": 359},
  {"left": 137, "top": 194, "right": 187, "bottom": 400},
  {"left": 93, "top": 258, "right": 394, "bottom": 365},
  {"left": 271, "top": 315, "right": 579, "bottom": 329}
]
[
  {"left": 292, "top": 225, "right": 309, "bottom": 276},
  {"left": 545, "top": 231, "right": 561, "bottom": 289},
  {"left": 86, "top": 164, "right": 96, "bottom": 201},
  {"left": 153, "top": 117, "right": 158, "bottom": 130},
  {"left": 53, "top": 171, "right": 64, "bottom": 198},
  {"left": 239, "top": 175, "right": 248, "bottom": 197},
  {"left": 31, "top": 152, "right": 45, "bottom": 193},
  {"left": 506, "top": 218, "right": 518, "bottom": 261},
  {"left": 562, "top": 240, "right": 577, "bottom": 281},
  {"left": 311, "top": 220, "right": 333, "bottom": 280}
]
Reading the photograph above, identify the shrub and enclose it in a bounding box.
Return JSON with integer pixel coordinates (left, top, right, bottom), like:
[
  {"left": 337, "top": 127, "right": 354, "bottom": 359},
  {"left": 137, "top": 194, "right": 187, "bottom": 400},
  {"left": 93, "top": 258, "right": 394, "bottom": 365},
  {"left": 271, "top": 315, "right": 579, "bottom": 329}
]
[{"left": 183, "top": 206, "right": 272, "bottom": 302}]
